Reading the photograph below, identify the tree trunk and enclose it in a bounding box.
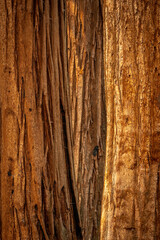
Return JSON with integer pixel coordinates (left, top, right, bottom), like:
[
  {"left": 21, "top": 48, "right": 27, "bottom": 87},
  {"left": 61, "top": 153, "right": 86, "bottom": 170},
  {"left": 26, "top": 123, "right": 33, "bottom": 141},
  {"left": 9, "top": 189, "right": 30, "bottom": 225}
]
[
  {"left": 0, "top": 0, "right": 105, "bottom": 239},
  {"left": 1, "top": 0, "right": 159, "bottom": 240},
  {"left": 67, "top": 1, "right": 105, "bottom": 239},
  {"left": 0, "top": 1, "right": 80, "bottom": 239},
  {"left": 101, "top": 1, "right": 160, "bottom": 239}
]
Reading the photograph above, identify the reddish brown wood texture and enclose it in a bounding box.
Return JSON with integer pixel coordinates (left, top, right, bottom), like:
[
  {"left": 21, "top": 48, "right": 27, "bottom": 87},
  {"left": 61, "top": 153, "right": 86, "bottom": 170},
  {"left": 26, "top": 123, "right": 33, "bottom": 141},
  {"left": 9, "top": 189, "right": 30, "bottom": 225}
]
[
  {"left": 101, "top": 1, "right": 160, "bottom": 239},
  {"left": 0, "top": 0, "right": 105, "bottom": 239}
]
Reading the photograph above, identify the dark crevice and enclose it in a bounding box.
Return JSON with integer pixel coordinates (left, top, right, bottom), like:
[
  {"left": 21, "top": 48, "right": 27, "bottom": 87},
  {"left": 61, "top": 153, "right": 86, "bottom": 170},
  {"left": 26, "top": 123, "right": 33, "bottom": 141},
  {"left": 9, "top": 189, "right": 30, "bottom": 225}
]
[
  {"left": 47, "top": 68, "right": 53, "bottom": 122},
  {"left": 43, "top": 0, "right": 45, "bottom": 13},
  {"left": 63, "top": 0, "right": 66, "bottom": 21},
  {"left": 58, "top": 0, "right": 64, "bottom": 75},
  {"left": 53, "top": 181, "right": 61, "bottom": 239},
  {"left": 155, "top": 165, "right": 160, "bottom": 237},
  {"left": 37, "top": 219, "right": 46, "bottom": 240},
  {"left": 15, "top": 208, "right": 22, "bottom": 240},
  {"left": 17, "top": 120, "right": 20, "bottom": 161},
  {"left": 25, "top": 0, "right": 27, "bottom": 11},
  {"left": 34, "top": 59, "right": 40, "bottom": 109},
  {"left": 99, "top": 0, "right": 103, "bottom": 21},
  {"left": 60, "top": 186, "right": 68, "bottom": 228},
  {"left": 54, "top": 223, "right": 58, "bottom": 239},
  {"left": 24, "top": 117, "right": 32, "bottom": 239},
  {"left": 32, "top": 0, "right": 36, "bottom": 27},
  {"left": 14, "top": 1, "right": 19, "bottom": 93},
  {"left": 20, "top": 81, "right": 25, "bottom": 126},
  {"left": 41, "top": 174, "right": 47, "bottom": 238},
  {"left": 60, "top": 99, "right": 82, "bottom": 239},
  {"left": 41, "top": 94, "right": 47, "bottom": 155}
]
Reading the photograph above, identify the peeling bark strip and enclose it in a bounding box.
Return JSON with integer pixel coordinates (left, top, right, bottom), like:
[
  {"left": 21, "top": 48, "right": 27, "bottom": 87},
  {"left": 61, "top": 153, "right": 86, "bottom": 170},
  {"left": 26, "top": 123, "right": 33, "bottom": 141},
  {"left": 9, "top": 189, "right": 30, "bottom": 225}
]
[
  {"left": 101, "top": 1, "right": 160, "bottom": 240},
  {"left": 0, "top": 0, "right": 105, "bottom": 239}
]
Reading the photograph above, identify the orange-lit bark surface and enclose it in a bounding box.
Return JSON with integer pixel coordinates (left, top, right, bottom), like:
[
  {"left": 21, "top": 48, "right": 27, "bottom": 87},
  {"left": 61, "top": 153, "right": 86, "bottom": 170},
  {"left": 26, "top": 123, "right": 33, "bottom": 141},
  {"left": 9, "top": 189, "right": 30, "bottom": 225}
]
[
  {"left": 0, "top": 0, "right": 105, "bottom": 239},
  {"left": 0, "top": 1, "right": 81, "bottom": 239},
  {"left": 0, "top": 0, "right": 159, "bottom": 239},
  {"left": 67, "top": 1, "right": 105, "bottom": 239},
  {"left": 101, "top": 1, "right": 160, "bottom": 239}
]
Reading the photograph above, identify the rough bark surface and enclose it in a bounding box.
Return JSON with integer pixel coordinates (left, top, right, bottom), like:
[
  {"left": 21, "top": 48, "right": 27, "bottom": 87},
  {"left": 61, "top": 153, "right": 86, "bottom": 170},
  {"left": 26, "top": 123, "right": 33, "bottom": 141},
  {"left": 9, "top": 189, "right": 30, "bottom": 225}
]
[
  {"left": 101, "top": 1, "right": 160, "bottom": 240},
  {"left": 67, "top": 0, "right": 105, "bottom": 239},
  {"left": 1, "top": 0, "right": 159, "bottom": 240},
  {"left": 0, "top": 1, "right": 80, "bottom": 239},
  {"left": 0, "top": 0, "right": 105, "bottom": 239}
]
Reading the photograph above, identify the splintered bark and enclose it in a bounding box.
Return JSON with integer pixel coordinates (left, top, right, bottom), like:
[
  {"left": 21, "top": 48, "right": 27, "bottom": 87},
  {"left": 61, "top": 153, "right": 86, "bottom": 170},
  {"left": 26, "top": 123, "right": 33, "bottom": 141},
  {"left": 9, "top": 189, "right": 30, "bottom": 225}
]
[
  {"left": 0, "top": 1, "right": 81, "bottom": 239},
  {"left": 67, "top": 0, "right": 105, "bottom": 239},
  {"left": 0, "top": 0, "right": 105, "bottom": 240},
  {"left": 101, "top": 1, "right": 160, "bottom": 240}
]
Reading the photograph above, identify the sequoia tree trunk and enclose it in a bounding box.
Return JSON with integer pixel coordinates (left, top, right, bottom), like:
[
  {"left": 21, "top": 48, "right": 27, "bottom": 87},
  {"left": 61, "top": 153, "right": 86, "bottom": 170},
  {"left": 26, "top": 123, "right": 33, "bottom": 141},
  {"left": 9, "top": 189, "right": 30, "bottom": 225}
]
[
  {"left": 1, "top": 0, "right": 159, "bottom": 240},
  {"left": 67, "top": 1, "right": 105, "bottom": 239},
  {"left": 0, "top": 1, "right": 80, "bottom": 239},
  {"left": 0, "top": 0, "right": 105, "bottom": 240},
  {"left": 101, "top": 0, "right": 160, "bottom": 240}
]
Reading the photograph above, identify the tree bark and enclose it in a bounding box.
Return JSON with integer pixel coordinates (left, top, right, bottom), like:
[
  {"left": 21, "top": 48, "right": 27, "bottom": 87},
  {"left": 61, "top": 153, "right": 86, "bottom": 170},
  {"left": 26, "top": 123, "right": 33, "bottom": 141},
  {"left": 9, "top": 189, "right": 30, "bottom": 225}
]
[
  {"left": 1, "top": 0, "right": 159, "bottom": 240},
  {"left": 0, "top": 1, "right": 81, "bottom": 239},
  {"left": 0, "top": 0, "right": 105, "bottom": 239},
  {"left": 67, "top": 0, "right": 105, "bottom": 239},
  {"left": 101, "top": 0, "right": 160, "bottom": 239}
]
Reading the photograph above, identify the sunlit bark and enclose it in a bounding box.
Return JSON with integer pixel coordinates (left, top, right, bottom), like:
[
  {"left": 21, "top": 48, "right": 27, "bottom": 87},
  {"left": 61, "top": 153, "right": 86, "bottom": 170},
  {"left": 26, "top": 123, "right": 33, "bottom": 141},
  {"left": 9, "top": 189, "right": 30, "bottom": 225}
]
[
  {"left": 0, "top": 1, "right": 81, "bottom": 239},
  {"left": 0, "top": 0, "right": 159, "bottom": 239},
  {"left": 0, "top": 0, "right": 104, "bottom": 239},
  {"left": 67, "top": 1, "right": 105, "bottom": 239},
  {"left": 101, "top": 1, "right": 160, "bottom": 239}
]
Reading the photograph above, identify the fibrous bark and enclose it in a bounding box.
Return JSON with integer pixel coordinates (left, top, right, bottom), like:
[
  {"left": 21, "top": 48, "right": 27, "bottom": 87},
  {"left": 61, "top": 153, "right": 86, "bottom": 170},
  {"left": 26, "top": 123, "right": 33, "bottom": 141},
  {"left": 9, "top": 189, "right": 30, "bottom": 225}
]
[
  {"left": 101, "top": 0, "right": 160, "bottom": 239},
  {"left": 67, "top": 0, "right": 105, "bottom": 239},
  {"left": 0, "top": 0, "right": 105, "bottom": 239},
  {"left": 0, "top": 1, "right": 81, "bottom": 239}
]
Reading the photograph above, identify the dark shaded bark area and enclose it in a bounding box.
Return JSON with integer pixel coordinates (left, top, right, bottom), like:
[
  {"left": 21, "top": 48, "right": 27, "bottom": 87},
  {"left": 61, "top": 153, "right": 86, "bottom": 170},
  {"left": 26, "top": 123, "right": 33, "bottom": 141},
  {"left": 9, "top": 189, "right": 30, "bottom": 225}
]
[{"left": 0, "top": 0, "right": 105, "bottom": 239}]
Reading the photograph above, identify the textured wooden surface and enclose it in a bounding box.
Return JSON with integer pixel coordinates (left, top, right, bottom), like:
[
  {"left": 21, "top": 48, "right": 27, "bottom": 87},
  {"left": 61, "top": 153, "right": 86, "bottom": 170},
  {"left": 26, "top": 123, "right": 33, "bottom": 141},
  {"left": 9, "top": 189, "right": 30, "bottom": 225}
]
[
  {"left": 0, "top": 0, "right": 80, "bottom": 239},
  {"left": 67, "top": 1, "right": 105, "bottom": 239},
  {"left": 0, "top": 0, "right": 105, "bottom": 239},
  {"left": 101, "top": 0, "right": 160, "bottom": 239},
  {"left": 0, "top": 0, "right": 159, "bottom": 239}
]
